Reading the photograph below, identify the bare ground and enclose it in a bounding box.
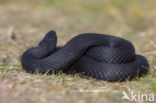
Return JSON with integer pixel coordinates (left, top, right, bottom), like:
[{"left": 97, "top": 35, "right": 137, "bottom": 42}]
[{"left": 0, "top": 0, "right": 156, "bottom": 103}]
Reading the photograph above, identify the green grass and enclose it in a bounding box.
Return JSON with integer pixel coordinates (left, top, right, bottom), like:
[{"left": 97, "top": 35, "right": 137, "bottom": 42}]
[
  {"left": 0, "top": 0, "right": 156, "bottom": 103},
  {"left": 43, "top": 0, "right": 58, "bottom": 8}
]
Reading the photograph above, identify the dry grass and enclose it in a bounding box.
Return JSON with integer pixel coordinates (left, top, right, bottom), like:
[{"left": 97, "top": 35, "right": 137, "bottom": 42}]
[{"left": 0, "top": 0, "right": 156, "bottom": 103}]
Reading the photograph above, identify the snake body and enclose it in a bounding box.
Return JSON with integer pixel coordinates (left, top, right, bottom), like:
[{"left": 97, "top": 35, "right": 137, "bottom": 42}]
[{"left": 21, "top": 31, "right": 149, "bottom": 81}]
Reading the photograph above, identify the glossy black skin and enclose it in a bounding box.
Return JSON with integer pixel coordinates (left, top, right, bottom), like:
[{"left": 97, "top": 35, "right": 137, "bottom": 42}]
[{"left": 21, "top": 30, "right": 149, "bottom": 82}]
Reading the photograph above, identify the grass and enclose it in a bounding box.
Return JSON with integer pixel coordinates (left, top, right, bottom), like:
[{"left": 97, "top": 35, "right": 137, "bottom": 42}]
[{"left": 0, "top": 0, "right": 156, "bottom": 103}]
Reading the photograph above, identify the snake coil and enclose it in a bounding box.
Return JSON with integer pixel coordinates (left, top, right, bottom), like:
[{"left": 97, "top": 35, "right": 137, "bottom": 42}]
[{"left": 21, "top": 30, "right": 149, "bottom": 81}]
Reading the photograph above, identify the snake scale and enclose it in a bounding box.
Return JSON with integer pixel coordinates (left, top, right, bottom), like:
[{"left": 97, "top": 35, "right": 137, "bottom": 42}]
[{"left": 21, "top": 30, "right": 149, "bottom": 82}]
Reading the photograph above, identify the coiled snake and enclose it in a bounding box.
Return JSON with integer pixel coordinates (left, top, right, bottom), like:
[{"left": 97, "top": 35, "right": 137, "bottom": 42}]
[{"left": 21, "top": 30, "right": 149, "bottom": 81}]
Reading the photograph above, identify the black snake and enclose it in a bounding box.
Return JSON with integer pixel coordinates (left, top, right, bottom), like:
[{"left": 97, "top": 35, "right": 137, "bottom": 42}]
[{"left": 21, "top": 30, "right": 149, "bottom": 82}]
